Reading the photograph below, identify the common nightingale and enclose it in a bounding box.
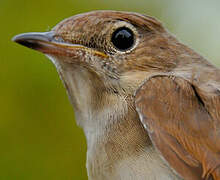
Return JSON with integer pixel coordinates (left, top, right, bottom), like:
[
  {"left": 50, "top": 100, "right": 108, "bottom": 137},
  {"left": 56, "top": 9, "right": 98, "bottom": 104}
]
[{"left": 13, "top": 10, "right": 220, "bottom": 180}]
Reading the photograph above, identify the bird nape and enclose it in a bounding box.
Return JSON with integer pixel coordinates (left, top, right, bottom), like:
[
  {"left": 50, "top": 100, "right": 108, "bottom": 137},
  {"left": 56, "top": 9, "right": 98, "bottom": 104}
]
[{"left": 13, "top": 10, "right": 220, "bottom": 180}]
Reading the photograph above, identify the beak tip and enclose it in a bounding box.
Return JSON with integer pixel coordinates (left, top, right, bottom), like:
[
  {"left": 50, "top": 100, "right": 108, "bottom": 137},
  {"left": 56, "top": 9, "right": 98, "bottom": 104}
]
[
  {"left": 11, "top": 34, "right": 31, "bottom": 48},
  {"left": 11, "top": 32, "right": 54, "bottom": 50},
  {"left": 11, "top": 33, "right": 31, "bottom": 47},
  {"left": 12, "top": 34, "right": 21, "bottom": 43}
]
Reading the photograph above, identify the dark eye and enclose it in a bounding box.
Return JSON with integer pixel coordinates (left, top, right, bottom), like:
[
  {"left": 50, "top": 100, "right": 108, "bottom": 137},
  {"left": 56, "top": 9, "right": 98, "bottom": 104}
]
[{"left": 111, "top": 27, "right": 134, "bottom": 51}]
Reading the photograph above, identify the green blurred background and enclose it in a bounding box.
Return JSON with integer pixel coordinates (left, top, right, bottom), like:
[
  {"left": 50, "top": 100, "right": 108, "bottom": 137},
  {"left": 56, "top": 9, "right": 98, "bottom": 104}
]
[{"left": 1, "top": 0, "right": 220, "bottom": 179}]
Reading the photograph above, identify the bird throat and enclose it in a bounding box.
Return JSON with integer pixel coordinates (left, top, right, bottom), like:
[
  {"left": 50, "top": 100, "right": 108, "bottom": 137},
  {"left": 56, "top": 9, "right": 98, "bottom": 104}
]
[{"left": 48, "top": 56, "right": 181, "bottom": 180}]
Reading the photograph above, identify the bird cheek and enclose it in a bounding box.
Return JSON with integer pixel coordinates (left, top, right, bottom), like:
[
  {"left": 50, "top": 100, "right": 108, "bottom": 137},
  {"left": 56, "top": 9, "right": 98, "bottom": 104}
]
[{"left": 46, "top": 48, "right": 89, "bottom": 64}]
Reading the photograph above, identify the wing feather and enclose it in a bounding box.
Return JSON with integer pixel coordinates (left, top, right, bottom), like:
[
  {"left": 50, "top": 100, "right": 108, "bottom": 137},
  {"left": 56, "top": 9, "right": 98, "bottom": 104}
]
[{"left": 135, "top": 75, "right": 220, "bottom": 180}]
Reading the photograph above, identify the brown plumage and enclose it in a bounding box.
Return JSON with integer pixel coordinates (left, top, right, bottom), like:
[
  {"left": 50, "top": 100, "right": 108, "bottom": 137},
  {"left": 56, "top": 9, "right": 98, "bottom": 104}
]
[{"left": 13, "top": 10, "right": 220, "bottom": 179}]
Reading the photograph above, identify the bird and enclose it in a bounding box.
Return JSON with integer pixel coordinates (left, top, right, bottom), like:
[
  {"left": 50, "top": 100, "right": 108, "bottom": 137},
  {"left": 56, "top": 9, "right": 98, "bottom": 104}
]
[{"left": 12, "top": 10, "right": 220, "bottom": 180}]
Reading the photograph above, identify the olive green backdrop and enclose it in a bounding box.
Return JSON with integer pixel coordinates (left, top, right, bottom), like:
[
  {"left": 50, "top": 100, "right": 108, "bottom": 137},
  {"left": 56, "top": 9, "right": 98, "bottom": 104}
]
[{"left": 1, "top": 0, "right": 220, "bottom": 179}]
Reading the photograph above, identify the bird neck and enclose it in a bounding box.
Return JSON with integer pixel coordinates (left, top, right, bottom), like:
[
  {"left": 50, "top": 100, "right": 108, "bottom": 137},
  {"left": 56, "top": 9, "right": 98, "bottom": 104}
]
[
  {"left": 84, "top": 94, "right": 151, "bottom": 179},
  {"left": 82, "top": 94, "right": 180, "bottom": 180},
  {"left": 55, "top": 61, "right": 148, "bottom": 176},
  {"left": 54, "top": 60, "right": 180, "bottom": 179}
]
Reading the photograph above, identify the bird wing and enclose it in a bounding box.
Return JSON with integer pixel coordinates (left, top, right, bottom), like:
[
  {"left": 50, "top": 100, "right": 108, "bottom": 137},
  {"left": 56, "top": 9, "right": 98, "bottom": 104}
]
[{"left": 135, "top": 75, "right": 220, "bottom": 180}]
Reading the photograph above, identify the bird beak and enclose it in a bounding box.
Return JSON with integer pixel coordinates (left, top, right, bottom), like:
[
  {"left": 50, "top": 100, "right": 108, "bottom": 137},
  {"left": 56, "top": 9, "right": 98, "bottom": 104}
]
[{"left": 12, "top": 32, "right": 107, "bottom": 58}]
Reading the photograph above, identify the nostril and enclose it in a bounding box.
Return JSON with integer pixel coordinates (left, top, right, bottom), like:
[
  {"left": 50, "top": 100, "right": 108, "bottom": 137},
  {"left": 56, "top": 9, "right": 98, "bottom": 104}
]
[{"left": 53, "top": 35, "right": 65, "bottom": 43}]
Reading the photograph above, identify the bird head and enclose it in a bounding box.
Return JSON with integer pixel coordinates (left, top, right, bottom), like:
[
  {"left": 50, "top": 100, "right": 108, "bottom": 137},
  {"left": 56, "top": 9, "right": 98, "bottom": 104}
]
[
  {"left": 13, "top": 11, "right": 182, "bottom": 128},
  {"left": 13, "top": 11, "right": 179, "bottom": 95}
]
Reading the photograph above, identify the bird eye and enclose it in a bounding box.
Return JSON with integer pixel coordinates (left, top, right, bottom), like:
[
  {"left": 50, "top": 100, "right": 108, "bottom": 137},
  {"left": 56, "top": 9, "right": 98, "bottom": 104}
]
[{"left": 111, "top": 27, "right": 134, "bottom": 51}]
